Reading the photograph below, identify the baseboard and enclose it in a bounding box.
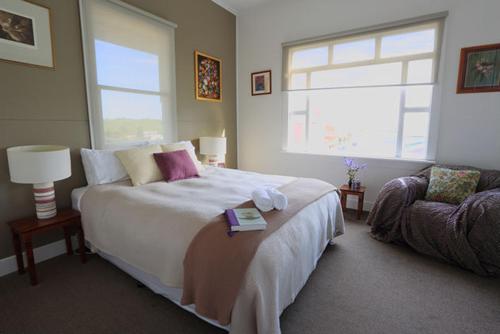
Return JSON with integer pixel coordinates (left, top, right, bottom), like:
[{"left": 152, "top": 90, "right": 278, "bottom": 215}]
[{"left": 0, "top": 237, "right": 77, "bottom": 278}]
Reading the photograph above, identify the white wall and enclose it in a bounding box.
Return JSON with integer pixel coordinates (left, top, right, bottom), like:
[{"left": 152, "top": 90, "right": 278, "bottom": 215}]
[{"left": 237, "top": 0, "right": 500, "bottom": 208}]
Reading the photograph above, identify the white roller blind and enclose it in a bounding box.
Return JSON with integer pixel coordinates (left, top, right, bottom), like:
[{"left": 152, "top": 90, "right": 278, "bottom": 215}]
[{"left": 80, "top": 0, "right": 177, "bottom": 149}]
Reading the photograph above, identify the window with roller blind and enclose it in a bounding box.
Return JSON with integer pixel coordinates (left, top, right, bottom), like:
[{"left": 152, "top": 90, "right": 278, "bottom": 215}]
[
  {"left": 282, "top": 15, "right": 446, "bottom": 160},
  {"left": 80, "top": 0, "right": 177, "bottom": 149}
]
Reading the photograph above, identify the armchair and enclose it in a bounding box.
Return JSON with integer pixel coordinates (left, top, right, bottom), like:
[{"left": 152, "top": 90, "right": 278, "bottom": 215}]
[{"left": 367, "top": 165, "right": 500, "bottom": 276}]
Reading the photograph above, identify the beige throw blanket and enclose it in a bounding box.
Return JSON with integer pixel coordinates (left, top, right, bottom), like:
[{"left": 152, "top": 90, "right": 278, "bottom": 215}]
[{"left": 181, "top": 178, "right": 337, "bottom": 325}]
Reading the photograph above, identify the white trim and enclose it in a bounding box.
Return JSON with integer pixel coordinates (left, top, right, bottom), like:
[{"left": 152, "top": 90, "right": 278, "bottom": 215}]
[
  {"left": 236, "top": 14, "right": 240, "bottom": 168},
  {"left": 79, "top": 0, "right": 97, "bottom": 149},
  {"left": 0, "top": 237, "right": 78, "bottom": 278},
  {"left": 171, "top": 27, "right": 179, "bottom": 142},
  {"left": 211, "top": 0, "right": 238, "bottom": 16}
]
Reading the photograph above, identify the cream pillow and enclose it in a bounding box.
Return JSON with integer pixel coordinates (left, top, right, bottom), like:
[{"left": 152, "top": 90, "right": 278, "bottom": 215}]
[
  {"left": 115, "top": 145, "right": 163, "bottom": 186},
  {"left": 161, "top": 141, "right": 204, "bottom": 173}
]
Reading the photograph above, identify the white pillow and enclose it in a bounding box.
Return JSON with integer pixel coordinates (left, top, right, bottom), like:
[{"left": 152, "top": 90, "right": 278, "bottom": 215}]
[{"left": 80, "top": 148, "right": 129, "bottom": 186}]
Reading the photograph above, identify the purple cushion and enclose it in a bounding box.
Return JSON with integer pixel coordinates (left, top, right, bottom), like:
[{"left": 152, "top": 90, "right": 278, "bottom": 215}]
[{"left": 153, "top": 150, "right": 199, "bottom": 182}]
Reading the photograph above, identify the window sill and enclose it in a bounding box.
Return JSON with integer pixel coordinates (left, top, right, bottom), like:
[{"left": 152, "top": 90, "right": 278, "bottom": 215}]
[{"left": 281, "top": 149, "right": 435, "bottom": 165}]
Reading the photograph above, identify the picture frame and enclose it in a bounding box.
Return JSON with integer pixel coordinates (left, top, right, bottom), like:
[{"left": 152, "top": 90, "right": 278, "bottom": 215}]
[
  {"left": 251, "top": 70, "right": 272, "bottom": 96},
  {"left": 0, "top": 0, "right": 55, "bottom": 69},
  {"left": 457, "top": 43, "right": 500, "bottom": 94},
  {"left": 195, "top": 50, "right": 222, "bottom": 102}
]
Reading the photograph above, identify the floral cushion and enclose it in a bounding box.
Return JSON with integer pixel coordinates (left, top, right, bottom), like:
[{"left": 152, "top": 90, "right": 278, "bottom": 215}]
[{"left": 425, "top": 167, "right": 481, "bottom": 204}]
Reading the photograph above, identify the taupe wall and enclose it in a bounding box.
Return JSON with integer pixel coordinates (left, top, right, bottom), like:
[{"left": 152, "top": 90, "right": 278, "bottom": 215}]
[{"left": 0, "top": 0, "right": 236, "bottom": 259}]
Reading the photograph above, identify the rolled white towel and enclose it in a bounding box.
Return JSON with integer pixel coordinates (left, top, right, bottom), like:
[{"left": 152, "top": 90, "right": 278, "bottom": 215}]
[
  {"left": 251, "top": 188, "right": 274, "bottom": 212},
  {"left": 266, "top": 188, "right": 288, "bottom": 211}
]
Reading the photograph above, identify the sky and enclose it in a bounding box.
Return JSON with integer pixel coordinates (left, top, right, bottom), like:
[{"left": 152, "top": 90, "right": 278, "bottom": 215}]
[{"left": 95, "top": 39, "right": 163, "bottom": 120}]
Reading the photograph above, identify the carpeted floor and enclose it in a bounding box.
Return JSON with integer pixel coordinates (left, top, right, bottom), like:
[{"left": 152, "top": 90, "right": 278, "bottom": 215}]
[{"left": 1, "top": 213, "right": 499, "bottom": 334}]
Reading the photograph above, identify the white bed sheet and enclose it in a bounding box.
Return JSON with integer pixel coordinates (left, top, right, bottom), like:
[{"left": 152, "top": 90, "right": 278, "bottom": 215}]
[
  {"left": 77, "top": 167, "right": 344, "bottom": 333},
  {"left": 71, "top": 186, "right": 88, "bottom": 211}
]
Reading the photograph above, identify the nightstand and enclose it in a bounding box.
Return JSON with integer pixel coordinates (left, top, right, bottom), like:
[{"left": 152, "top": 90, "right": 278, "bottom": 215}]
[
  {"left": 8, "top": 209, "right": 86, "bottom": 286},
  {"left": 339, "top": 184, "right": 366, "bottom": 220}
]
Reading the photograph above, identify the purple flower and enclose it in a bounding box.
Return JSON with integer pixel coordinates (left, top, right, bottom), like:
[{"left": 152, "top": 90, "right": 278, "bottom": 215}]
[{"left": 344, "top": 157, "right": 367, "bottom": 180}]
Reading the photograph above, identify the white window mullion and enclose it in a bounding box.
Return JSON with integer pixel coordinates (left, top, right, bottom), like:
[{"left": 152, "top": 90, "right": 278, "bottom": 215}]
[
  {"left": 328, "top": 44, "right": 334, "bottom": 65},
  {"left": 401, "top": 61, "right": 409, "bottom": 84},
  {"left": 97, "top": 84, "right": 167, "bottom": 97},
  {"left": 403, "top": 107, "right": 430, "bottom": 113},
  {"left": 374, "top": 35, "right": 382, "bottom": 60},
  {"left": 305, "top": 96, "right": 311, "bottom": 149},
  {"left": 395, "top": 87, "right": 406, "bottom": 158},
  {"left": 425, "top": 83, "right": 439, "bottom": 160},
  {"left": 94, "top": 86, "right": 105, "bottom": 150}
]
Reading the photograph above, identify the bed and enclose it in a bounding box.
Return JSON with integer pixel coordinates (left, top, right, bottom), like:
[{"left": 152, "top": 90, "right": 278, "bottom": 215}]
[{"left": 73, "top": 166, "right": 344, "bottom": 334}]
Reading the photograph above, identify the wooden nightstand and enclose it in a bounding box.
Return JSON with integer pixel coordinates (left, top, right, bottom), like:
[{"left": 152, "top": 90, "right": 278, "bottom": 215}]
[
  {"left": 339, "top": 184, "right": 366, "bottom": 220},
  {"left": 7, "top": 209, "right": 86, "bottom": 286}
]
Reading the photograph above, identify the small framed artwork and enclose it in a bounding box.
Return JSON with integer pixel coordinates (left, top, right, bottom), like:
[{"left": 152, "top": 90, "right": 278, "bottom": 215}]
[
  {"left": 195, "top": 50, "right": 222, "bottom": 102},
  {"left": 457, "top": 43, "right": 500, "bottom": 94},
  {"left": 0, "top": 0, "right": 54, "bottom": 69},
  {"left": 251, "top": 70, "right": 272, "bottom": 96}
]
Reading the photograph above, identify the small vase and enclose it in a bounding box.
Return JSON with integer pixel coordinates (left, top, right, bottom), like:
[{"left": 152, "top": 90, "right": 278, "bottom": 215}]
[{"left": 348, "top": 179, "right": 353, "bottom": 188}]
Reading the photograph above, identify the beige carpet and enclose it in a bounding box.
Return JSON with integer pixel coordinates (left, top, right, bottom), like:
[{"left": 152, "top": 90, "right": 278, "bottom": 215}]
[{"left": 1, "top": 213, "right": 499, "bottom": 334}]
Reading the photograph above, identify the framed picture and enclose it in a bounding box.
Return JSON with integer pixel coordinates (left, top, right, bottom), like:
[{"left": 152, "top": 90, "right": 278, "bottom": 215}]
[
  {"left": 251, "top": 70, "right": 272, "bottom": 96},
  {"left": 457, "top": 43, "right": 500, "bottom": 94},
  {"left": 0, "top": 0, "right": 54, "bottom": 69},
  {"left": 195, "top": 50, "right": 222, "bottom": 102}
]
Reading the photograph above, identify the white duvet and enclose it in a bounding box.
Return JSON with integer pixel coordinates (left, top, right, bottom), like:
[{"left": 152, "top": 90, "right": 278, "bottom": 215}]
[{"left": 80, "top": 167, "right": 344, "bottom": 334}]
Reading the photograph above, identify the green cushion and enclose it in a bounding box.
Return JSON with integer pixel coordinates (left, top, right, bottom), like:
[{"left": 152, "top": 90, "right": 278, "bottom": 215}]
[{"left": 425, "top": 167, "right": 481, "bottom": 204}]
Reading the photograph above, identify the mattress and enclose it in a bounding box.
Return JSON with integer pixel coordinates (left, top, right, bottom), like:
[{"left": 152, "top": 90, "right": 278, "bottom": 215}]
[{"left": 77, "top": 167, "right": 344, "bottom": 333}]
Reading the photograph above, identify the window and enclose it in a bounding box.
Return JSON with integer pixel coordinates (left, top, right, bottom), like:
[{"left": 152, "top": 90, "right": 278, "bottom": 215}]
[
  {"left": 80, "top": 0, "right": 177, "bottom": 149},
  {"left": 282, "top": 16, "right": 445, "bottom": 160}
]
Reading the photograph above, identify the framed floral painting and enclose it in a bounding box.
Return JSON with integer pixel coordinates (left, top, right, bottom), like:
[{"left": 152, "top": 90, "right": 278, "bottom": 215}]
[
  {"left": 0, "top": 0, "right": 54, "bottom": 68},
  {"left": 251, "top": 70, "right": 271, "bottom": 96},
  {"left": 195, "top": 50, "right": 222, "bottom": 102},
  {"left": 457, "top": 43, "right": 500, "bottom": 94}
]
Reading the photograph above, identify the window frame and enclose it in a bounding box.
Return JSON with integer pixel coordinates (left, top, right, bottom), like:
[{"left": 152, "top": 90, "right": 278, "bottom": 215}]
[
  {"left": 79, "top": 0, "right": 178, "bottom": 149},
  {"left": 281, "top": 14, "right": 447, "bottom": 162}
]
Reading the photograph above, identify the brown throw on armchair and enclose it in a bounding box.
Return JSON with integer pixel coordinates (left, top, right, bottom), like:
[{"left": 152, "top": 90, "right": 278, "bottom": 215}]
[{"left": 367, "top": 165, "right": 500, "bottom": 276}]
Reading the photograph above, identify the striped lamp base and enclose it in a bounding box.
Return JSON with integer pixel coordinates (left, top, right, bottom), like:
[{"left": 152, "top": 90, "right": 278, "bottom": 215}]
[{"left": 33, "top": 182, "right": 57, "bottom": 219}]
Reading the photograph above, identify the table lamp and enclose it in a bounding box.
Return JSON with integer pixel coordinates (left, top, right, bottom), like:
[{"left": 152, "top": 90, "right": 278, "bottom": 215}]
[
  {"left": 199, "top": 137, "right": 226, "bottom": 166},
  {"left": 7, "top": 145, "right": 71, "bottom": 220}
]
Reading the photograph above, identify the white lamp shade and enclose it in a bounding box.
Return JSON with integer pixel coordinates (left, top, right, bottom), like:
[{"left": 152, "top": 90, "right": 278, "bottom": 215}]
[
  {"left": 200, "top": 137, "right": 227, "bottom": 156},
  {"left": 7, "top": 145, "right": 71, "bottom": 184}
]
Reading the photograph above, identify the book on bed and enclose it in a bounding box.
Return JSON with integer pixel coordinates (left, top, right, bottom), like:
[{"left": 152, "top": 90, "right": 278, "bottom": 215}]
[{"left": 225, "top": 208, "right": 267, "bottom": 231}]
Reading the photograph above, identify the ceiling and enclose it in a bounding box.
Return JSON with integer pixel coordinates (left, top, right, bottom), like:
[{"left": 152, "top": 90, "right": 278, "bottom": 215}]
[{"left": 212, "top": 0, "right": 275, "bottom": 15}]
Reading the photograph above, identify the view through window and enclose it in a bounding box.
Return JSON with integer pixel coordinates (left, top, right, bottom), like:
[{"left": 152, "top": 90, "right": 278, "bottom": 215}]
[
  {"left": 283, "top": 19, "right": 444, "bottom": 160},
  {"left": 81, "top": 0, "right": 176, "bottom": 149}
]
